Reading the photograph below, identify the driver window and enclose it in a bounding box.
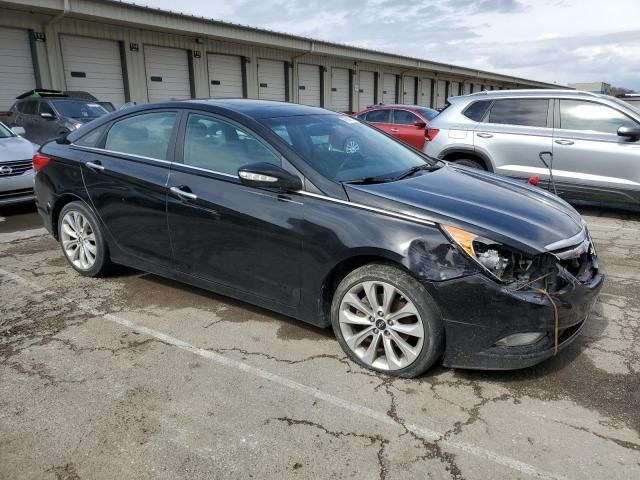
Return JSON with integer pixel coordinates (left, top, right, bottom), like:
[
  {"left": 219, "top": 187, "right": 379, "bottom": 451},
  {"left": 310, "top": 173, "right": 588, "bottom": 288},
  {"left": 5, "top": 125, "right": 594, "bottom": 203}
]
[
  {"left": 559, "top": 100, "right": 637, "bottom": 135},
  {"left": 393, "top": 110, "right": 420, "bottom": 125},
  {"left": 183, "top": 114, "right": 280, "bottom": 175},
  {"left": 39, "top": 102, "right": 55, "bottom": 116}
]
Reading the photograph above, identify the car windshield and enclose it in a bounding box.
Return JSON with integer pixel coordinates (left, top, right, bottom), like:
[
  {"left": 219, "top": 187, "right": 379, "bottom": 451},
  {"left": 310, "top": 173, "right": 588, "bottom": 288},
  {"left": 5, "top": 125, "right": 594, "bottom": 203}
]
[
  {"left": 416, "top": 108, "right": 439, "bottom": 120},
  {"left": 51, "top": 100, "right": 109, "bottom": 119},
  {"left": 260, "top": 114, "right": 433, "bottom": 182},
  {"left": 0, "top": 122, "right": 12, "bottom": 139}
]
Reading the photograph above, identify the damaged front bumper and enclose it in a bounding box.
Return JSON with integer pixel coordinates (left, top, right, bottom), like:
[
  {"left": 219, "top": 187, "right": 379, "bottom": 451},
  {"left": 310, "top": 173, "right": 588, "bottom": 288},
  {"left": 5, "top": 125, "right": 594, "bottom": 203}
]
[{"left": 427, "top": 231, "right": 604, "bottom": 370}]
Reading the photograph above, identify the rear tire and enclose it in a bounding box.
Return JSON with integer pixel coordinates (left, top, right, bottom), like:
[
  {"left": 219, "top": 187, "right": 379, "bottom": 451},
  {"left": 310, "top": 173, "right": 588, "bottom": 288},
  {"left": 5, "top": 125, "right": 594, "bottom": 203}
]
[
  {"left": 453, "top": 158, "right": 485, "bottom": 170},
  {"left": 58, "top": 201, "right": 112, "bottom": 277},
  {"left": 331, "top": 263, "right": 444, "bottom": 378}
]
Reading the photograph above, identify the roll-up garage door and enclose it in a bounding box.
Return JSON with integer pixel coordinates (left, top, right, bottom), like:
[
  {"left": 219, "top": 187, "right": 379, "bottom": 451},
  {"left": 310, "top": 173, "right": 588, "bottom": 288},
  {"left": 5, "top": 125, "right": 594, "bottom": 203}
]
[
  {"left": 450, "top": 81, "right": 460, "bottom": 97},
  {"left": 258, "top": 59, "right": 287, "bottom": 102},
  {"left": 358, "top": 70, "right": 375, "bottom": 110},
  {"left": 208, "top": 53, "right": 243, "bottom": 98},
  {"left": 383, "top": 74, "right": 396, "bottom": 104},
  {"left": 403, "top": 76, "right": 416, "bottom": 104},
  {"left": 144, "top": 45, "right": 191, "bottom": 103},
  {"left": 61, "top": 36, "right": 126, "bottom": 108},
  {"left": 463, "top": 83, "right": 472, "bottom": 95},
  {"left": 330, "top": 67, "right": 350, "bottom": 112},
  {"left": 420, "top": 78, "right": 433, "bottom": 107},
  {"left": 0, "top": 27, "right": 36, "bottom": 111},
  {"left": 435, "top": 80, "right": 447, "bottom": 108},
  {"left": 297, "top": 64, "right": 321, "bottom": 107}
]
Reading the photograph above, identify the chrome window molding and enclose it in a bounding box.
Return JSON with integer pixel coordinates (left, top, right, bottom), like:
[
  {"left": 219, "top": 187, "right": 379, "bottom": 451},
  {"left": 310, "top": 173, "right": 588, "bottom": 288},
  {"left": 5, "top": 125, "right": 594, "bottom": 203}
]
[
  {"left": 298, "top": 191, "right": 436, "bottom": 226},
  {"left": 71, "top": 144, "right": 173, "bottom": 165}
]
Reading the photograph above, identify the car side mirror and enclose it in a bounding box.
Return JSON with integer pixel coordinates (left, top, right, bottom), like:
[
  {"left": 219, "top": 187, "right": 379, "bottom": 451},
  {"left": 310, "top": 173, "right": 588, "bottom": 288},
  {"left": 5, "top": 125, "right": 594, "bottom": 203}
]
[
  {"left": 40, "top": 112, "right": 55, "bottom": 120},
  {"left": 238, "top": 162, "right": 303, "bottom": 191},
  {"left": 414, "top": 121, "right": 427, "bottom": 129},
  {"left": 617, "top": 125, "right": 640, "bottom": 139},
  {"left": 10, "top": 126, "right": 26, "bottom": 136}
]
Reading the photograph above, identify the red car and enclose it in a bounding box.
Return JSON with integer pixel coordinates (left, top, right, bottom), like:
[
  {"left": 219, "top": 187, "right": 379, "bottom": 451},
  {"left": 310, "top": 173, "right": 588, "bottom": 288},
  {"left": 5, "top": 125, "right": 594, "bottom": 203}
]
[{"left": 355, "top": 104, "right": 439, "bottom": 150}]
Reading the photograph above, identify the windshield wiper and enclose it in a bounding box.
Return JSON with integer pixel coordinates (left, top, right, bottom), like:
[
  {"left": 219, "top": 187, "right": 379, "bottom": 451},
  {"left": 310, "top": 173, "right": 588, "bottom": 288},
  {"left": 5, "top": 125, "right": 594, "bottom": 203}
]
[
  {"left": 393, "top": 163, "right": 442, "bottom": 181},
  {"left": 343, "top": 176, "right": 397, "bottom": 185}
]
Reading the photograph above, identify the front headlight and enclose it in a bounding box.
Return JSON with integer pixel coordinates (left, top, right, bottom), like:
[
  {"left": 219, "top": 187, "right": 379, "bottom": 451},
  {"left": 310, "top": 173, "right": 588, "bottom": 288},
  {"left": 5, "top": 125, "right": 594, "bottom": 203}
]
[{"left": 442, "top": 225, "right": 533, "bottom": 282}]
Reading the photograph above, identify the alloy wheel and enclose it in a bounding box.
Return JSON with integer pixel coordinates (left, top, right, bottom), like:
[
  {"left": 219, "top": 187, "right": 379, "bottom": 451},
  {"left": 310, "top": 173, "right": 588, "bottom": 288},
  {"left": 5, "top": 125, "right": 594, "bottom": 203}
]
[
  {"left": 338, "top": 281, "right": 425, "bottom": 370},
  {"left": 60, "top": 210, "right": 97, "bottom": 270}
]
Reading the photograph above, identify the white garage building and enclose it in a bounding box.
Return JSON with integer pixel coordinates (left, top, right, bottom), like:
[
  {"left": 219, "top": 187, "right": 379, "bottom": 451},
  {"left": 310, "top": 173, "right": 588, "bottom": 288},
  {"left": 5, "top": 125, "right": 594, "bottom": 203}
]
[{"left": 0, "top": 0, "right": 558, "bottom": 114}]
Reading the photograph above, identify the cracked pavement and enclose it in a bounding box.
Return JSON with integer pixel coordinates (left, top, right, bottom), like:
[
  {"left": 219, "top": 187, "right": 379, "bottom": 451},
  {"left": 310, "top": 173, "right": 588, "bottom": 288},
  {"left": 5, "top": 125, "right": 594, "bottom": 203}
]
[{"left": 1, "top": 204, "right": 639, "bottom": 479}]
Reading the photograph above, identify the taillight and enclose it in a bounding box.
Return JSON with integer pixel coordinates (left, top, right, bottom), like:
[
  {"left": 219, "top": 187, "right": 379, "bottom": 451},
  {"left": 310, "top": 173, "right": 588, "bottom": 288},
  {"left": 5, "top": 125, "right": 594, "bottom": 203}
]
[
  {"left": 425, "top": 128, "right": 440, "bottom": 142},
  {"left": 32, "top": 153, "right": 50, "bottom": 173}
]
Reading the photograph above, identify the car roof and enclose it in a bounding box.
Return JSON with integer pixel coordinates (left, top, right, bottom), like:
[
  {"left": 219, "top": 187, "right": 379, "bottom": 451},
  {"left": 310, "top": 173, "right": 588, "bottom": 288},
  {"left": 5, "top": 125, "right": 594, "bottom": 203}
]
[
  {"left": 363, "top": 104, "right": 434, "bottom": 111},
  {"left": 177, "top": 99, "right": 332, "bottom": 119}
]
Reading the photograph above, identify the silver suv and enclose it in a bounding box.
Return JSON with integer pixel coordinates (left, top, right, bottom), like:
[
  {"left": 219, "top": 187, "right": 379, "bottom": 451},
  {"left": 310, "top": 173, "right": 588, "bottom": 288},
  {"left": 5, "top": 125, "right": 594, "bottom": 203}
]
[{"left": 424, "top": 89, "right": 640, "bottom": 209}]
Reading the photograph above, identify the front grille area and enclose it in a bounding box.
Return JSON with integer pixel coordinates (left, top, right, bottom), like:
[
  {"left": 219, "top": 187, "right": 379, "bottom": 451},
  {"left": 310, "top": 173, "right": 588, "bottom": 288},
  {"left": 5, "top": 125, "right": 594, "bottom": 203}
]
[{"left": 0, "top": 159, "right": 33, "bottom": 177}]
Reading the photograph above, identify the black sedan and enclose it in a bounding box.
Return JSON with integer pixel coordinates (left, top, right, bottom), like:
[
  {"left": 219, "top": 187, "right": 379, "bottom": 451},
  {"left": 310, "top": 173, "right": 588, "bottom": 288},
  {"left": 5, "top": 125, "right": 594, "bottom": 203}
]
[{"left": 32, "top": 99, "right": 603, "bottom": 377}]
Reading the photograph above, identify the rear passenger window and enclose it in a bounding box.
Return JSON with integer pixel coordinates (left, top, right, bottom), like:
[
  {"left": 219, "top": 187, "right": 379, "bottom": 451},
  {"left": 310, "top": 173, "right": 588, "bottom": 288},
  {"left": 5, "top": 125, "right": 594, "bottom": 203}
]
[
  {"left": 364, "top": 110, "right": 391, "bottom": 123},
  {"left": 463, "top": 100, "right": 491, "bottom": 121},
  {"left": 183, "top": 113, "right": 280, "bottom": 175},
  {"left": 393, "top": 110, "right": 420, "bottom": 125},
  {"left": 105, "top": 111, "right": 176, "bottom": 160},
  {"left": 487, "top": 99, "right": 548, "bottom": 127},
  {"left": 21, "top": 101, "right": 38, "bottom": 115}
]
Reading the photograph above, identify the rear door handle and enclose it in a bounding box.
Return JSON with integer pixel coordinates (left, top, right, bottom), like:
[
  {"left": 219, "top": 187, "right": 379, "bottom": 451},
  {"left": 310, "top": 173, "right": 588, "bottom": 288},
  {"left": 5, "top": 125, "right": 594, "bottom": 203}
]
[
  {"left": 390, "top": 128, "right": 399, "bottom": 132},
  {"left": 170, "top": 186, "right": 198, "bottom": 201},
  {"left": 86, "top": 161, "right": 105, "bottom": 171},
  {"left": 476, "top": 133, "right": 493, "bottom": 138},
  {"left": 555, "top": 139, "right": 574, "bottom": 145}
]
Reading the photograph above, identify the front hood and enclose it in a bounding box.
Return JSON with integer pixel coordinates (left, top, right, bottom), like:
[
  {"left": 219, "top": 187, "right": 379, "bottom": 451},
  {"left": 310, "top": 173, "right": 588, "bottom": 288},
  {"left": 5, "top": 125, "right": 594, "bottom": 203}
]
[
  {"left": 0, "top": 136, "right": 37, "bottom": 162},
  {"left": 345, "top": 164, "right": 585, "bottom": 254}
]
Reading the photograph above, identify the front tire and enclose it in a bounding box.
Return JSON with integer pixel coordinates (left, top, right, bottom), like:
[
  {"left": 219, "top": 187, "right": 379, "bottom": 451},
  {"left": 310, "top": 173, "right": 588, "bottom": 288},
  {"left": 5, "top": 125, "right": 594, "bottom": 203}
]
[
  {"left": 58, "top": 201, "right": 112, "bottom": 277},
  {"left": 331, "top": 263, "right": 444, "bottom": 377}
]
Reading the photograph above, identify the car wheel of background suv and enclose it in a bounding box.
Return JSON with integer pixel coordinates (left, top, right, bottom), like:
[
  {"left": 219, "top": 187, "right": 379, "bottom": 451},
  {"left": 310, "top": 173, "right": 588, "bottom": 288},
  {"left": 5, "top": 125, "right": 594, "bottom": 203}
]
[
  {"left": 453, "top": 158, "right": 484, "bottom": 169},
  {"left": 331, "top": 263, "right": 444, "bottom": 377}
]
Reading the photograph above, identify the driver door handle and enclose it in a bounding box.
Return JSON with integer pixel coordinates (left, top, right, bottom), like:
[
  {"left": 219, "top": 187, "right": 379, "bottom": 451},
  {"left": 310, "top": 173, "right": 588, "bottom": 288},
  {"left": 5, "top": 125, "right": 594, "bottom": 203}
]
[
  {"left": 390, "top": 128, "right": 399, "bottom": 132},
  {"left": 170, "top": 186, "right": 198, "bottom": 201},
  {"left": 555, "top": 139, "right": 574, "bottom": 145},
  {"left": 476, "top": 132, "right": 493, "bottom": 138},
  {"left": 86, "top": 161, "right": 105, "bottom": 171}
]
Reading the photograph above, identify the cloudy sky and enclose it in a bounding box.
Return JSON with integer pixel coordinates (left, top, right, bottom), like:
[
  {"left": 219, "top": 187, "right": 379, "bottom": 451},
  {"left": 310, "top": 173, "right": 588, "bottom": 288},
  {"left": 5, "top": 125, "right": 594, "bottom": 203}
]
[{"left": 138, "top": 0, "right": 640, "bottom": 90}]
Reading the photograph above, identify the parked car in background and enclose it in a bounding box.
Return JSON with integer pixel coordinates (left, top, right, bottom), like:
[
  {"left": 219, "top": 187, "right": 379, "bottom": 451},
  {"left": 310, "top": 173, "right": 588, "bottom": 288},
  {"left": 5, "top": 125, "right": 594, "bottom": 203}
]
[
  {"left": 355, "top": 104, "right": 439, "bottom": 150},
  {"left": 0, "top": 122, "right": 37, "bottom": 206},
  {"left": 424, "top": 89, "right": 640, "bottom": 209},
  {"left": 34, "top": 99, "right": 602, "bottom": 377},
  {"left": 7, "top": 90, "right": 110, "bottom": 145}
]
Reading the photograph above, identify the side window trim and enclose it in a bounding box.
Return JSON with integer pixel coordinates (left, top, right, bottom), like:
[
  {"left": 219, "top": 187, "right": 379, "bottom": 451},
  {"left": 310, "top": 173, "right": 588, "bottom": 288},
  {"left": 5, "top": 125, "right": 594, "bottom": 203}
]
[
  {"left": 173, "top": 109, "right": 284, "bottom": 178},
  {"left": 101, "top": 109, "right": 181, "bottom": 162}
]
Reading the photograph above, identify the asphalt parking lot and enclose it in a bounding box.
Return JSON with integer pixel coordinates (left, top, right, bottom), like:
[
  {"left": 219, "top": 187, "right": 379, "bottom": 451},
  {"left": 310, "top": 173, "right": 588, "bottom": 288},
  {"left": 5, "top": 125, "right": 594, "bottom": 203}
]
[{"left": 1, "top": 203, "right": 639, "bottom": 480}]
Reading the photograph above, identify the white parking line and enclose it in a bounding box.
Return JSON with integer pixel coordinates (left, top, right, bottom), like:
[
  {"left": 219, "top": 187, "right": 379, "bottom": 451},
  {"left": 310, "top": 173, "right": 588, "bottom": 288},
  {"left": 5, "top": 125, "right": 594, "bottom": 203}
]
[{"left": 0, "top": 267, "right": 570, "bottom": 480}]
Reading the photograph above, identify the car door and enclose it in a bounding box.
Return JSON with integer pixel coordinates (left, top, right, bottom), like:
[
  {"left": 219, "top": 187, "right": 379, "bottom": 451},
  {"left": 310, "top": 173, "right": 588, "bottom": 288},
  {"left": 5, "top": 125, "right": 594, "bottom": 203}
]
[
  {"left": 391, "top": 109, "right": 425, "bottom": 149},
  {"left": 363, "top": 109, "right": 392, "bottom": 134},
  {"left": 79, "top": 110, "right": 178, "bottom": 267},
  {"left": 167, "top": 111, "right": 303, "bottom": 306},
  {"left": 552, "top": 98, "right": 640, "bottom": 204},
  {"left": 473, "top": 98, "right": 553, "bottom": 180}
]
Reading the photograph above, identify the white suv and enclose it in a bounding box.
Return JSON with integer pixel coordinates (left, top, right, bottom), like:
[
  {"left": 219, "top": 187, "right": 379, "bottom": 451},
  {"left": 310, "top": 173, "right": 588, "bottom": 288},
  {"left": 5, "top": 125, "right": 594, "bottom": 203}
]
[{"left": 424, "top": 89, "right": 640, "bottom": 209}]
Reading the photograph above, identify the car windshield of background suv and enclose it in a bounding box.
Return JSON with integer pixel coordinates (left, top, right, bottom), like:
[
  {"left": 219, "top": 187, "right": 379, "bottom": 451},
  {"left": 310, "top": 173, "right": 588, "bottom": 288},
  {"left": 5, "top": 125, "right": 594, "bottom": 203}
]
[
  {"left": 261, "top": 114, "right": 433, "bottom": 183},
  {"left": 51, "top": 100, "right": 108, "bottom": 119}
]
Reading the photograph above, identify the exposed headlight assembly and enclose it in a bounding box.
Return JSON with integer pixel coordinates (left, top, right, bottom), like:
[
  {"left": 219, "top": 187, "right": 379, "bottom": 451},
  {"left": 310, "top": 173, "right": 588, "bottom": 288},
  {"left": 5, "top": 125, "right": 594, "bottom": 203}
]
[{"left": 442, "top": 225, "right": 533, "bottom": 283}]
